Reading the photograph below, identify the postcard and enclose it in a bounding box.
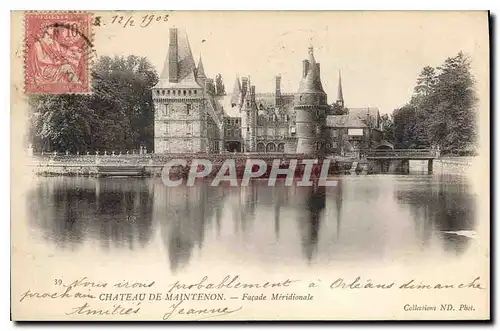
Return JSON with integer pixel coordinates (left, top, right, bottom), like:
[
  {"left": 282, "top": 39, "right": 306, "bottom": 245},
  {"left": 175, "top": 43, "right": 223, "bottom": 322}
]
[{"left": 10, "top": 10, "right": 490, "bottom": 321}]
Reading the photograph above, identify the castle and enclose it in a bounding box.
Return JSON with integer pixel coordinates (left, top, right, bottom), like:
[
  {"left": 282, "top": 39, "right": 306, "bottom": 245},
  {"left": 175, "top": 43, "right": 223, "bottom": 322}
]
[{"left": 153, "top": 28, "right": 386, "bottom": 155}]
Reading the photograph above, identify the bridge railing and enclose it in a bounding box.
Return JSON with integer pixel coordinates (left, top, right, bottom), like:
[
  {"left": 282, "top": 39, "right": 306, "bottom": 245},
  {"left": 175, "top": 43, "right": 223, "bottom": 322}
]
[{"left": 365, "top": 149, "right": 438, "bottom": 158}]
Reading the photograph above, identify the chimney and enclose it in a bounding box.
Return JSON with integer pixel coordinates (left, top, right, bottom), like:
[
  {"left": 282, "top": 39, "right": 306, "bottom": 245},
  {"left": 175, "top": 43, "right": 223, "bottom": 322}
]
[
  {"left": 302, "top": 60, "right": 309, "bottom": 78},
  {"left": 240, "top": 77, "right": 249, "bottom": 106},
  {"left": 275, "top": 75, "right": 281, "bottom": 107},
  {"left": 168, "top": 28, "right": 178, "bottom": 83},
  {"left": 241, "top": 77, "right": 249, "bottom": 92}
]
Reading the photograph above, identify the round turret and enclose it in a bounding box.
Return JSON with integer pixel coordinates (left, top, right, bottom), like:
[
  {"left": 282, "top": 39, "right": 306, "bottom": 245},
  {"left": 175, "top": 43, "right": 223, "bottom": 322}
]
[{"left": 294, "top": 46, "right": 328, "bottom": 155}]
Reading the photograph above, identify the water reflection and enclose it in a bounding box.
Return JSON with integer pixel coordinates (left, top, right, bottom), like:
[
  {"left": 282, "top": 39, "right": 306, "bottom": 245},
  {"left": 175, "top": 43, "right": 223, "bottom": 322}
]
[
  {"left": 393, "top": 174, "right": 477, "bottom": 255},
  {"left": 26, "top": 174, "right": 477, "bottom": 273}
]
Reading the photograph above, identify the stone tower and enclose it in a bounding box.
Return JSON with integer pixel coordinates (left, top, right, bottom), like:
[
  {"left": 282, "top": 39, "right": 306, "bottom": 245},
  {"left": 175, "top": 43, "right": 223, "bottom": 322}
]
[
  {"left": 242, "top": 82, "right": 257, "bottom": 152},
  {"left": 294, "top": 46, "right": 328, "bottom": 155},
  {"left": 152, "top": 28, "right": 210, "bottom": 153}
]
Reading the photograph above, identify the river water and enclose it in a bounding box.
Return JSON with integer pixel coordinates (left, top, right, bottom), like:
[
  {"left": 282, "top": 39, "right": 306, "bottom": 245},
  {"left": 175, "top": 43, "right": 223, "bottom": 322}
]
[{"left": 22, "top": 172, "right": 480, "bottom": 275}]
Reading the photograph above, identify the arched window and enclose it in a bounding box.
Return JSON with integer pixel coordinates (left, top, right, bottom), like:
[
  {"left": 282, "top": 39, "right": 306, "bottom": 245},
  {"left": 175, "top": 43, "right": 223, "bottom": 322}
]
[
  {"left": 278, "top": 143, "right": 285, "bottom": 153},
  {"left": 257, "top": 143, "right": 265, "bottom": 153},
  {"left": 266, "top": 142, "right": 276, "bottom": 153}
]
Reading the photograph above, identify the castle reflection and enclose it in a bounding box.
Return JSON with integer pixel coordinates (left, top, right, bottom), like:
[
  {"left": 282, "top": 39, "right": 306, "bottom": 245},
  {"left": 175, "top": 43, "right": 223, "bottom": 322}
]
[{"left": 27, "top": 174, "right": 477, "bottom": 273}]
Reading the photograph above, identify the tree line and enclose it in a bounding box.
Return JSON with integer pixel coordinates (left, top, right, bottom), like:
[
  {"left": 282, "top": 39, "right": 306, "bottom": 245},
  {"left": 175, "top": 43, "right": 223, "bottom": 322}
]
[
  {"left": 28, "top": 55, "right": 227, "bottom": 154},
  {"left": 380, "top": 52, "right": 478, "bottom": 155}
]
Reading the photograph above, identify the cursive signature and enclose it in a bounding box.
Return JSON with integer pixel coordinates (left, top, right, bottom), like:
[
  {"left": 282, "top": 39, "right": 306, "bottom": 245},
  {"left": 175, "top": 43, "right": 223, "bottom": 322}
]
[{"left": 162, "top": 300, "right": 243, "bottom": 321}]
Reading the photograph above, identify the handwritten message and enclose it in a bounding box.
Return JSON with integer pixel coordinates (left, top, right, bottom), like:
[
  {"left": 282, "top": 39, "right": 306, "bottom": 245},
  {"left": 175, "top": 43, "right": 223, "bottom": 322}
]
[{"left": 17, "top": 275, "right": 485, "bottom": 320}]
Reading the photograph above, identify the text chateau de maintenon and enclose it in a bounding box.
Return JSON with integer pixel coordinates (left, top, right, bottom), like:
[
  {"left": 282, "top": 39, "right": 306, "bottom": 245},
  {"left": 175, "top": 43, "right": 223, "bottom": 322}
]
[{"left": 153, "top": 28, "right": 390, "bottom": 155}]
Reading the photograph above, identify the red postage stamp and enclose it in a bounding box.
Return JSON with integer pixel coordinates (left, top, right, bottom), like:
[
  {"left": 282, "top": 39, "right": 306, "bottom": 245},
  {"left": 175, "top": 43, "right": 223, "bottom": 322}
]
[{"left": 24, "top": 12, "right": 92, "bottom": 94}]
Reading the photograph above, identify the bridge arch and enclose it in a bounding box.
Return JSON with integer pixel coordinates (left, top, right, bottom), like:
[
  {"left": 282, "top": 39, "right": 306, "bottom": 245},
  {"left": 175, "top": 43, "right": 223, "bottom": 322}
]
[{"left": 374, "top": 141, "right": 394, "bottom": 150}]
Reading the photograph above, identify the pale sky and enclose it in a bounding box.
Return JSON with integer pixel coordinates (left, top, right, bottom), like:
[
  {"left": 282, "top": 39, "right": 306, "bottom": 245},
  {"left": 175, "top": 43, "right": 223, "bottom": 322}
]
[{"left": 92, "top": 11, "right": 489, "bottom": 114}]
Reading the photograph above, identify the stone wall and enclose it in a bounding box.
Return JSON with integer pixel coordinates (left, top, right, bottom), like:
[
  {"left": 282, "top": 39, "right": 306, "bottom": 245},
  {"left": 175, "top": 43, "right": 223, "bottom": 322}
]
[
  {"left": 154, "top": 98, "right": 206, "bottom": 153},
  {"left": 433, "top": 158, "right": 473, "bottom": 175}
]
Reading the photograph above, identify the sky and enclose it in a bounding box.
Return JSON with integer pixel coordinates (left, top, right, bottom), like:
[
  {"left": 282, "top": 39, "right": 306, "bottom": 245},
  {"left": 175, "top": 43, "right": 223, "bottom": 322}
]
[{"left": 92, "top": 11, "right": 489, "bottom": 114}]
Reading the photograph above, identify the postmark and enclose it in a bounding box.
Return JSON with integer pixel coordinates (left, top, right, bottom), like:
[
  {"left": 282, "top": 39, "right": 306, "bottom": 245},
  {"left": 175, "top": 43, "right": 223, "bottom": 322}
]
[{"left": 24, "top": 12, "right": 93, "bottom": 94}]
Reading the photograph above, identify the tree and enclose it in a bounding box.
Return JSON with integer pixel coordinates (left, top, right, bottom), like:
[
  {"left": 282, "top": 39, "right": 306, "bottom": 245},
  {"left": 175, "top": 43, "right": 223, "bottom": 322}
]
[
  {"left": 379, "top": 113, "right": 394, "bottom": 143},
  {"left": 331, "top": 102, "right": 348, "bottom": 115},
  {"left": 29, "top": 55, "right": 159, "bottom": 153},
  {"left": 29, "top": 94, "right": 99, "bottom": 153},
  {"left": 215, "top": 74, "right": 226, "bottom": 96},
  {"left": 392, "top": 105, "right": 420, "bottom": 148},
  {"left": 206, "top": 79, "right": 216, "bottom": 96},
  {"left": 414, "top": 66, "right": 437, "bottom": 98},
  {"left": 389, "top": 52, "right": 478, "bottom": 154},
  {"left": 430, "top": 52, "right": 477, "bottom": 151}
]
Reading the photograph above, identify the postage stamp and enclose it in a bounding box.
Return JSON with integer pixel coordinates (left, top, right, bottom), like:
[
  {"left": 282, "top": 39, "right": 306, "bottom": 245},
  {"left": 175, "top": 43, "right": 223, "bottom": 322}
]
[{"left": 24, "top": 12, "right": 92, "bottom": 94}]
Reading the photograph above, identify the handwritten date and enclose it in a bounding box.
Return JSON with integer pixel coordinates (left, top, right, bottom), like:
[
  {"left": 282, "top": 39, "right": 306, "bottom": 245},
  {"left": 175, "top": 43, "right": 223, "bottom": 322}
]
[{"left": 109, "top": 14, "right": 170, "bottom": 28}]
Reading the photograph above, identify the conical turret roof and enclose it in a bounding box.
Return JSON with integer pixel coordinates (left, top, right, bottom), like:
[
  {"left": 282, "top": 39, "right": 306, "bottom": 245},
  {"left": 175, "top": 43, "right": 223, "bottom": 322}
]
[
  {"left": 230, "top": 76, "right": 242, "bottom": 105},
  {"left": 196, "top": 56, "right": 206, "bottom": 78},
  {"left": 297, "top": 46, "right": 325, "bottom": 94},
  {"left": 337, "top": 70, "right": 344, "bottom": 103}
]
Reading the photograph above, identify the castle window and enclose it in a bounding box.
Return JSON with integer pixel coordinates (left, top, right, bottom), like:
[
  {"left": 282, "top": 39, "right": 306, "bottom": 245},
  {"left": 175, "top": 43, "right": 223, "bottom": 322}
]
[
  {"left": 247, "top": 127, "right": 250, "bottom": 132},
  {"left": 194, "top": 90, "right": 197, "bottom": 95},
  {"left": 161, "top": 90, "right": 165, "bottom": 95},
  {"left": 156, "top": 90, "right": 160, "bottom": 95},
  {"left": 163, "top": 104, "right": 168, "bottom": 117},
  {"left": 183, "top": 90, "right": 187, "bottom": 96},
  {"left": 186, "top": 104, "right": 191, "bottom": 115},
  {"left": 164, "top": 125, "right": 169, "bottom": 135},
  {"left": 177, "top": 90, "right": 181, "bottom": 95},
  {"left": 189, "top": 90, "right": 192, "bottom": 96},
  {"left": 167, "top": 90, "right": 170, "bottom": 95}
]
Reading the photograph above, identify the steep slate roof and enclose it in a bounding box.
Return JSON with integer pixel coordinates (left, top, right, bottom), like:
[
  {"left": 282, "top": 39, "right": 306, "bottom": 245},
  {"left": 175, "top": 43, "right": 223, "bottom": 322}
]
[
  {"left": 348, "top": 107, "right": 380, "bottom": 128},
  {"left": 156, "top": 29, "right": 202, "bottom": 89},
  {"left": 215, "top": 95, "right": 241, "bottom": 117},
  {"left": 326, "top": 114, "right": 368, "bottom": 128}
]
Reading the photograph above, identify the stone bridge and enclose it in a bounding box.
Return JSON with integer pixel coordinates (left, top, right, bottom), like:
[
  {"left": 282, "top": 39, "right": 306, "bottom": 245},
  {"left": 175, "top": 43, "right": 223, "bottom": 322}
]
[
  {"left": 365, "top": 149, "right": 438, "bottom": 160},
  {"left": 365, "top": 149, "right": 439, "bottom": 173}
]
